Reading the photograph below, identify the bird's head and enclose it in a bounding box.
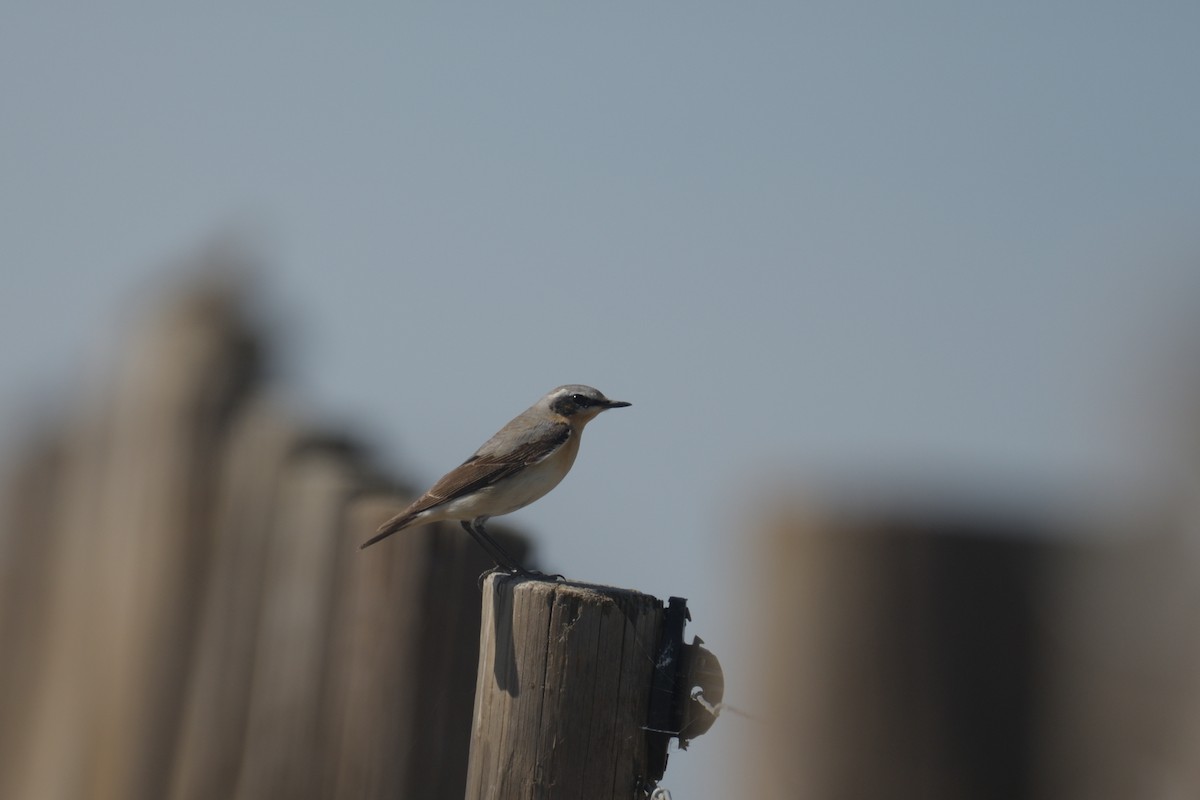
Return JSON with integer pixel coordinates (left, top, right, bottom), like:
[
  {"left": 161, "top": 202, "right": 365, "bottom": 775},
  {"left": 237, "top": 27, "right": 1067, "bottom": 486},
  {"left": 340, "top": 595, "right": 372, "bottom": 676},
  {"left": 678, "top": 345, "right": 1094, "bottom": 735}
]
[{"left": 545, "top": 384, "right": 631, "bottom": 422}]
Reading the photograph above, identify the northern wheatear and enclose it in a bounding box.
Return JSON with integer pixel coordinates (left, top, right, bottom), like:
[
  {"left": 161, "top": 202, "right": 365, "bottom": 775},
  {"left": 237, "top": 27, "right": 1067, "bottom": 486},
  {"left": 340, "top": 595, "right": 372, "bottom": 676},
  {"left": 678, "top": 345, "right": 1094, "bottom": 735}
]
[{"left": 361, "top": 385, "right": 630, "bottom": 574}]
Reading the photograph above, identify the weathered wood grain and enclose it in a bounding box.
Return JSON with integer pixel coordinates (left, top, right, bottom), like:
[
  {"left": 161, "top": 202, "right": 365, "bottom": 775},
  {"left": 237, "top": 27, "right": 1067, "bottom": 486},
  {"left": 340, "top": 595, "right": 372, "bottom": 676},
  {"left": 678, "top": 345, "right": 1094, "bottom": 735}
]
[{"left": 466, "top": 575, "right": 664, "bottom": 800}]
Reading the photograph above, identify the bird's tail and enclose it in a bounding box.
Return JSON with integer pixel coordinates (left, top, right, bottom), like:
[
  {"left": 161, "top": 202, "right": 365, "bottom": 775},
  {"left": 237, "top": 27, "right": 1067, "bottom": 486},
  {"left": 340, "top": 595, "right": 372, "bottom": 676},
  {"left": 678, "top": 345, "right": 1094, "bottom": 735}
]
[{"left": 359, "top": 511, "right": 418, "bottom": 549}]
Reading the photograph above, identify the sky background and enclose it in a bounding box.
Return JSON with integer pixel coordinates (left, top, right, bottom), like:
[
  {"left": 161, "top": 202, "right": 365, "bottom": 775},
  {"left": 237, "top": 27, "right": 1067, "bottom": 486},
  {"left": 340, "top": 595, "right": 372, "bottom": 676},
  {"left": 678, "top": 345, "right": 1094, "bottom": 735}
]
[{"left": 3, "top": 4, "right": 1200, "bottom": 796}]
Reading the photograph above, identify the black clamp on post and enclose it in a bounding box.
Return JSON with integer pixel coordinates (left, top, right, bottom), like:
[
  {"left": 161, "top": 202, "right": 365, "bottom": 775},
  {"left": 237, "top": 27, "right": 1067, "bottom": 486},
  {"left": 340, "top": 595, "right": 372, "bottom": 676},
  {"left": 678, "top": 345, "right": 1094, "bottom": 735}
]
[{"left": 642, "top": 596, "right": 725, "bottom": 792}]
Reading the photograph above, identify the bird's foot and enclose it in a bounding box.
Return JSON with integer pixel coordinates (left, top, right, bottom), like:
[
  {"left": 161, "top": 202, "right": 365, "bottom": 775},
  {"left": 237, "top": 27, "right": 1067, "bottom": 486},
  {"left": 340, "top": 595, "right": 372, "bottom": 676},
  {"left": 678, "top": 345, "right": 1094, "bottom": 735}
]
[
  {"left": 513, "top": 568, "right": 566, "bottom": 582},
  {"left": 476, "top": 565, "right": 565, "bottom": 588},
  {"left": 477, "top": 564, "right": 507, "bottom": 590}
]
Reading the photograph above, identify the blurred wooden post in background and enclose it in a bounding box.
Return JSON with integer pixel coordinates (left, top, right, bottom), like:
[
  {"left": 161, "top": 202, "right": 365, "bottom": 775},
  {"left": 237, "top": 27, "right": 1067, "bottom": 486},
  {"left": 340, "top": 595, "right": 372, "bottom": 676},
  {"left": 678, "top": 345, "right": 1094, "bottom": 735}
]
[
  {"left": 465, "top": 575, "right": 666, "bottom": 800},
  {"left": 229, "top": 438, "right": 365, "bottom": 800},
  {"left": 18, "top": 287, "right": 261, "bottom": 800},
  {"left": 752, "top": 511, "right": 1045, "bottom": 800},
  {"left": 1034, "top": 524, "right": 1200, "bottom": 800},
  {"left": 0, "top": 276, "right": 530, "bottom": 800},
  {"left": 167, "top": 397, "right": 306, "bottom": 800},
  {"left": 0, "top": 430, "right": 66, "bottom": 795},
  {"left": 749, "top": 501, "right": 1200, "bottom": 800},
  {"left": 321, "top": 497, "right": 527, "bottom": 800}
]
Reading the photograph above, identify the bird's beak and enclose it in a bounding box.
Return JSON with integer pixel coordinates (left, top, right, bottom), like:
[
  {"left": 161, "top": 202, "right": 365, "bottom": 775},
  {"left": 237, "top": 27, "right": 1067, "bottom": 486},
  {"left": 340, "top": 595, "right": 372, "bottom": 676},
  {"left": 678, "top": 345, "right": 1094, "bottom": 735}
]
[{"left": 603, "top": 399, "right": 632, "bottom": 409}]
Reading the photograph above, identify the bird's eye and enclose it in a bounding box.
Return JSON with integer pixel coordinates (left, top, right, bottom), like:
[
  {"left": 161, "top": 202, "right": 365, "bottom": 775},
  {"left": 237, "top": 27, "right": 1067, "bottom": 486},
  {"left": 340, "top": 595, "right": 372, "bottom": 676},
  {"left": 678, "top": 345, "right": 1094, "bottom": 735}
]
[{"left": 569, "top": 393, "right": 590, "bottom": 406}]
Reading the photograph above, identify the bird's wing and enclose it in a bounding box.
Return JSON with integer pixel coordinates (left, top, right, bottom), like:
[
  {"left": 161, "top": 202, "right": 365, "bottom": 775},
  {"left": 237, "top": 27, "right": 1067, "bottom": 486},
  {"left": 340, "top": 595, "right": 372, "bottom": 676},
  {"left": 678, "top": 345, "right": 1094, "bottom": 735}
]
[
  {"left": 417, "top": 419, "right": 571, "bottom": 509},
  {"left": 369, "top": 418, "right": 571, "bottom": 540}
]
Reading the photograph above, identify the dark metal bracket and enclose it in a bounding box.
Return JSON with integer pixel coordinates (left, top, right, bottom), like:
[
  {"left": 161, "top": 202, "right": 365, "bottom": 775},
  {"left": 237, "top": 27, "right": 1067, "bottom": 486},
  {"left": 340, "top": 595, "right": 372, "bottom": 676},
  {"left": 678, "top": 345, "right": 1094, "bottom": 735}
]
[{"left": 642, "top": 596, "right": 725, "bottom": 790}]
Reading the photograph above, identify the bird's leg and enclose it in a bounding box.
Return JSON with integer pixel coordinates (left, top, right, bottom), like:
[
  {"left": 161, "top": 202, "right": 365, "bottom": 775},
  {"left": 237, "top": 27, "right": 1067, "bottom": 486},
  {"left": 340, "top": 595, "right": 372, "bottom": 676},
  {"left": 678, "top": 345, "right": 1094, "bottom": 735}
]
[
  {"left": 469, "top": 520, "right": 529, "bottom": 573},
  {"left": 460, "top": 520, "right": 518, "bottom": 571},
  {"left": 460, "top": 519, "right": 564, "bottom": 581},
  {"left": 472, "top": 520, "right": 565, "bottom": 581}
]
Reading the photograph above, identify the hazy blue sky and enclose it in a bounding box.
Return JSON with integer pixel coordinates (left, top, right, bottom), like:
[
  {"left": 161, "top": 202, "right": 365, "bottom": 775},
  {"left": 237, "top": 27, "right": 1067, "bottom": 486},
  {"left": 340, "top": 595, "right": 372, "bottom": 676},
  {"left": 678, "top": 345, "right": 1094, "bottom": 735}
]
[{"left": 3, "top": 4, "right": 1200, "bottom": 795}]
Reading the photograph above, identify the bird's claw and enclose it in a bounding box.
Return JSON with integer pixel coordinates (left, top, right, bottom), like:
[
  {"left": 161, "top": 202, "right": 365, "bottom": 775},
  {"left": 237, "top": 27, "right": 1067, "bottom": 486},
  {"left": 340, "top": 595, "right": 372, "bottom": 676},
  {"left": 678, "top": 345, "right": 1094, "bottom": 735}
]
[
  {"left": 477, "top": 564, "right": 506, "bottom": 590},
  {"left": 476, "top": 565, "right": 565, "bottom": 589},
  {"left": 514, "top": 568, "right": 565, "bottom": 582}
]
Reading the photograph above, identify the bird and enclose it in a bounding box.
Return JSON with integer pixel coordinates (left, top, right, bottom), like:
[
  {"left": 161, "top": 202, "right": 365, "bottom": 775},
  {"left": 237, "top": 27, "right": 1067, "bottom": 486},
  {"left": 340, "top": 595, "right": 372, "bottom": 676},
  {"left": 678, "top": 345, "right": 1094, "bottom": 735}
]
[{"left": 361, "top": 384, "right": 631, "bottom": 574}]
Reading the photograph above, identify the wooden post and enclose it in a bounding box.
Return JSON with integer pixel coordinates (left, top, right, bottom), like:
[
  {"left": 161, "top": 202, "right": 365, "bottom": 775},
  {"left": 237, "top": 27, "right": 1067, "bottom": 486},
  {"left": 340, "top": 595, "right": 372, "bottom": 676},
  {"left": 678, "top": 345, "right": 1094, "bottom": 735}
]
[
  {"left": 11, "top": 285, "right": 260, "bottom": 800},
  {"left": 167, "top": 397, "right": 304, "bottom": 800},
  {"left": 465, "top": 575, "right": 666, "bottom": 800},
  {"left": 227, "top": 438, "right": 362, "bottom": 800},
  {"left": 747, "top": 501, "right": 1200, "bottom": 800},
  {"left": 0, "top": 429, "right": 66, "bottom": 800},
  {"left": 749, "top": 507, "right": 1048, "bottom": 800}
]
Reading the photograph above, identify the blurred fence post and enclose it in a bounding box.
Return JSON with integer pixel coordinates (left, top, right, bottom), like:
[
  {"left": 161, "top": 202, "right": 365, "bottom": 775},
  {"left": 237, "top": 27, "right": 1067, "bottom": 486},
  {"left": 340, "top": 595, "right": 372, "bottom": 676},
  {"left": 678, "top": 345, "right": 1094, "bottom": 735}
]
[
  {"left": 751, "top": 509, "right": 1047, "bottom": 800},
  {"left": 0, "top": 430, "right": 66, "bottom": 798},
  {"left": 1035, "top": 524, "right": 1200, "bottom": 800},
  {"left": 13, "top": 287, "right": 260, "bottom": 800},
  {"left": 229, "top": 438, "right": 363, "bottom": 800},
  {"left": 0, "top": 279, "right": 532, "bottom": 800},
  {"left": 748, "top": 501, "right": 1200, "bottom": 800},
  {"left": 167, "top": 397, "right": 304, "bottom": 800},
  {"left": 321, "top": 496, "right": 528, "bottom": 800}
]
